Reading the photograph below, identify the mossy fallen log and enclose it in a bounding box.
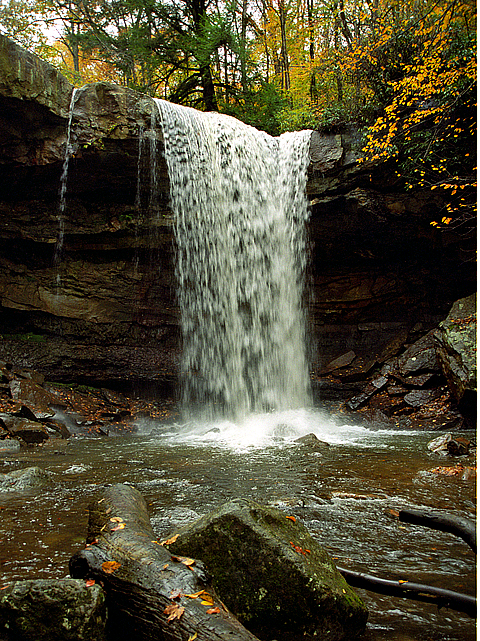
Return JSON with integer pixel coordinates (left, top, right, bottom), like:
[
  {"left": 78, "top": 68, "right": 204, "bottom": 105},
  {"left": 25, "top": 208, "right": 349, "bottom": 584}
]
[{"left": 69, "top": 483, "right": 259, "bottom": 641}]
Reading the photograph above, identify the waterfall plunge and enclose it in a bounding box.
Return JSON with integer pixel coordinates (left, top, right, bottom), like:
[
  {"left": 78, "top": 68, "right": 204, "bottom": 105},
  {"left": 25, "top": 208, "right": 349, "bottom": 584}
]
[{"left": 156, "top": 100, "right": 312, "bottom": 420}]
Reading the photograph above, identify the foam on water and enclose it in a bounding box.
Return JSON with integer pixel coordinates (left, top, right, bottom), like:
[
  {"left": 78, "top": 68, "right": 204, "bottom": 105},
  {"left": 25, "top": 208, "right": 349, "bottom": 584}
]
[{"left": 139, "top": 408, "right": 415, "bottom": 451}]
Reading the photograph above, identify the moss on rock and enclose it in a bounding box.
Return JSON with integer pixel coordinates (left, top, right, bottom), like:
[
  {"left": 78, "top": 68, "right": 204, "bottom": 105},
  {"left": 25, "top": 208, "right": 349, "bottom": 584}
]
[
  {"left": 0, "top": 579, "right": 106, "bottom": 640},
  {"left": 169, "top": 498, "right": 368, "bottom": 640}
]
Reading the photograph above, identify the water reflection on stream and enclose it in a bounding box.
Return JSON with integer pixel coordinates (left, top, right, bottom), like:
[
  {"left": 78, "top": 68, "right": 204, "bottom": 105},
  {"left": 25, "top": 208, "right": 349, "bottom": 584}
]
[{"left": 0, "top": 408, "right": 476, "bottom": 641}]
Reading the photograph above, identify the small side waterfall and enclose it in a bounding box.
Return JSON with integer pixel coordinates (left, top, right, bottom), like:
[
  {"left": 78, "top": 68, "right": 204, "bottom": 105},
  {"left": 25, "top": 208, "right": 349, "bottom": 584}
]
[
  {"left": 55, "top": 86, "right": 80, "bottom": 275},
  {"left": 156, "top": 100, "right": 312, "bottom": 420}
]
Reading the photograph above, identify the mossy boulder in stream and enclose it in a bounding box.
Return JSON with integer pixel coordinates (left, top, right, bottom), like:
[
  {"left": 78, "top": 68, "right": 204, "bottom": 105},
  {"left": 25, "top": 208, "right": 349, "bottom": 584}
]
[
  {"left": 0, "top": 579, "right": 106, "bottom": 640},
  {"left": 168, "top": 498, "right": 368, "bottom": 640}
]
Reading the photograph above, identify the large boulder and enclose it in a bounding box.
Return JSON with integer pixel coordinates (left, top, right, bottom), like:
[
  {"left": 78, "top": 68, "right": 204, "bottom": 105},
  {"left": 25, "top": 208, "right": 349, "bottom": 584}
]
[
  {"left": 434, "top": 293, "right": 476, "bottom": 402},
  {"left": 0, "top": 35, "right": 72, "bottom": 117},
  {"left": 168, "top": 498, "right": 368, "bottom": 641},
  {"left": 343, "top": 294, "right": 477, "bottom": 429},
  {"left": 0, "top": 578, "right": 106, "bottom": 641},
  {"left": 0, "top": 416, "right": 49, "bottom": 444},
  {"left": 0, "top": 466, "right": 54, "bottom": 490}
]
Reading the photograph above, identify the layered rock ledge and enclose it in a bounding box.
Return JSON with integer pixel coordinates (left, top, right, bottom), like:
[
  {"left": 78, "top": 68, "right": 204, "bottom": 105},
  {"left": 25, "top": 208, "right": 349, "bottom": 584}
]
[{"left": 0, "top": 35, "right": 476, "bottom": 401}]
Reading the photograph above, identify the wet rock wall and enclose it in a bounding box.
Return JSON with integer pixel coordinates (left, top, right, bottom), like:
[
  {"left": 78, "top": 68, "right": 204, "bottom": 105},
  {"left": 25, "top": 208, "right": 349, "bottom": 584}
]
[{"left": 0, "top": 35, "right": 476, "bottom": 396}]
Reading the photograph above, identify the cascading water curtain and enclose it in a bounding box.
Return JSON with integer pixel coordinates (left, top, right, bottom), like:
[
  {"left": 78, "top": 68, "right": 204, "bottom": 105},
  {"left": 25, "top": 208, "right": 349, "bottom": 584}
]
[{"left": 157, "top": 99, "right": 312, "bottom": 420}]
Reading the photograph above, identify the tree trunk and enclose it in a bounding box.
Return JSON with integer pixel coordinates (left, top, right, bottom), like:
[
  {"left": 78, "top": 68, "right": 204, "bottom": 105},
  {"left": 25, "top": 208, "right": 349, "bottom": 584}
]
[
  {"left": 307, "top": 0, "right": 317, "bottom": 102},
  {"left": 200, "top": 64, "right": 218, "bottom": 111},
  {"left": 69, "top": 483, "right": 259, "bottom": 641},
  {"left": 278, "top": 0, "right": 290, "bottom": 91}
]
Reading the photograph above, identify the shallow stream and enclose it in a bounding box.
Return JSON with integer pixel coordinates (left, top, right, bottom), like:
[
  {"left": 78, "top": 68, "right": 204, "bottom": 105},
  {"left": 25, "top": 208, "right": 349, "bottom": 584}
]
[{"left": 0, "top": 408, "right": 476, "bottom": 641}]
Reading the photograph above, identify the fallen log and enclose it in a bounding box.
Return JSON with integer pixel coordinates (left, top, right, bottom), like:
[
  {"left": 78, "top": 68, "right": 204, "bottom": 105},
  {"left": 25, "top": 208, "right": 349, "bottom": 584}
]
[
  {"left": 338, "top": 567, "right": 476, "bottom": 618},
  {"left": 69, "top": 483, "right": 259, "bottom": 641},
  {"left": 398, "top": 509, "right": 476, "bottom": 553}
]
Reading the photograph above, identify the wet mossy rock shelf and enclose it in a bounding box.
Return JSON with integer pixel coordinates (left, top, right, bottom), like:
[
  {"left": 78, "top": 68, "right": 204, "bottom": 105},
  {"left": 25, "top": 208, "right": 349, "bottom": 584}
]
[{"left": 0, "top": 34, "right": 476, "bottom": 402}]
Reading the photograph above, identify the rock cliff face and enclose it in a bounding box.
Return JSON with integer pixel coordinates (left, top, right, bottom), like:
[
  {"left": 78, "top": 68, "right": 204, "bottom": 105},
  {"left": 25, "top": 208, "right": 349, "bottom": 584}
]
[{"left": 0, "top": 35, "right": 476, "bottom": 396}]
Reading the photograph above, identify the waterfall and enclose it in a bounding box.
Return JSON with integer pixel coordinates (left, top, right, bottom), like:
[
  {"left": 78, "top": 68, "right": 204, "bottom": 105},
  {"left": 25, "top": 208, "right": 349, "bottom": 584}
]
[{"left": 156, "top": 99, "right": 312, "bottom": 420}]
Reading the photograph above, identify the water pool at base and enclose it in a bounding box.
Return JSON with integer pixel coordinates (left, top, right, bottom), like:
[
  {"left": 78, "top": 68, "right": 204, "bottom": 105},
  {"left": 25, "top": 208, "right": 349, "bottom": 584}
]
[{"left": 0, "top": 408, "right": 476, "bottom": 641}]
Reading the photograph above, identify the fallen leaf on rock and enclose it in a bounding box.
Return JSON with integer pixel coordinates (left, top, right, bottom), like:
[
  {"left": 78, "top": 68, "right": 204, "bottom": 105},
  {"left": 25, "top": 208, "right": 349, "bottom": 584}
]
[
  {"left": 187, "top": 633, "right": 198, "bottom": 641},
  {"left": 102, "top": 561, "right": 121, "bottom": 574},
  {"left": 162, "top": 563, "right": 169, "bottom": 570},
  {"left": 171, "top": 555, "right": 196, "bottom": 567},
  {"left": 85, "top": 538, "right": 99, "bottom": 547},
  {"left": 160, "top": 534, "right": 179, "bottom": 546},
  {"left": 286, "top": 516, "right": 296, "bottom": 523},
  {"left": 110, "top": 516, "right": 124, "bottom": 523},
  {"left": 429, "top": 465, "right": 464, "bottom": 476},
  {"left": 290, "top": 541, "right": 310, "bottom": 555},
  {"left": 185, "top": 590, "right": 206, "bottom": 599},
  {"left": 206, "top": 607, "right": 221, "bottom": 614},
  {"left": 85, "top": 579, "right": 96, "bottom": 587},
  {"left": 201, "top": 593, "right": 214, "bottom": 606},
  {"left": 387, "top": 509, "right": 400, "bottom": 517},
  {"left": 111, "top": 523, "right": 125, "bottom": 531},
  {"left": 164, "top": 603, "right": 185, "bottom": 622},
  {"left": 170, "top": 589, "right": 183, "bottom": 600}
]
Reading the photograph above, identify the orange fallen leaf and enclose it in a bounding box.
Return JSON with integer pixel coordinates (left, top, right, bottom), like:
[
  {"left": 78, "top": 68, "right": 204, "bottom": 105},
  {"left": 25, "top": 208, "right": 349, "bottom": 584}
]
[
  {"left": 85, "top": 579, "right": 96, "bottom": 587},
  {"left": 398, "top": 580, "right": 408, "bottom": 584},
  {"left": 162, "top": 563, "right": 169, "bottom": 570},
  {"left": 201, "top": 593, "right": 215, "bottom": 605},
  {"left": 110, "top": 516, "right": 124, "bottom": 523},
  {"left": 290, "top": 541, "right": 310, "bottom": 555},
  {"left": 85, "top": 538, "right": 99, "bottom": 547},
  {"left": 164, "top": 603, "right": 185, "bottom": 622},
  {"left": 185, "top": 590, "right": 206, "bottom": 599},
  {"left": 429, "top": 465, "right": 466, "bottom": 476},
  {"left": 206, "top": 607, "right": 221, "bottom": 614},
  {"left": 171, "top": 555, "right": 196, "bottom": 567},
  {"left": 286, "top": 516, "right": 296, "bottom": 523},
  {"left": 102, "top": 561, "right": 121, "bottom": 574},
  {"left": 111, "top": 523, "right": 125, "bottom": 531},
  {"left": 160, "top": 534, "right": 179, "bottom": 546}
]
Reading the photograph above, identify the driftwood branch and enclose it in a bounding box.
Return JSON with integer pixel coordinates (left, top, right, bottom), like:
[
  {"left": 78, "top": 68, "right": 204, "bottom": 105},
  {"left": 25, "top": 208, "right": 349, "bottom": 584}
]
[
  {"left": 69, "top": 483, "right": 259, "bottom": 641},
  {"left": 337, "top": 508, "right": 477, "bottom": 618},
  {"left": 338, "top": 567, "right": 476, "bottom": 618},
  {"left": 398, "top": 508, "right": 476, "bottom": 553}
]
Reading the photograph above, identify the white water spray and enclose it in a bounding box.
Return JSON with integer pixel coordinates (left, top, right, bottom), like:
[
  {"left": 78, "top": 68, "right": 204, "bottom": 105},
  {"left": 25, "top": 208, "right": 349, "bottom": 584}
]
[{"left": 156, "top": 100, "right": 312, "bottom": 420}]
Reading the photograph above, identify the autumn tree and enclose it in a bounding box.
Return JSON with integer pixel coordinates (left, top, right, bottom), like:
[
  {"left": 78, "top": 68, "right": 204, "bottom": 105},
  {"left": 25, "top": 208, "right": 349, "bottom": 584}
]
[
  {"left": 0, "top": 0, "right": 57, "bottom": 57},
  {"left": 348, "top": 0, "right": 476, "bottom": 235}
]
